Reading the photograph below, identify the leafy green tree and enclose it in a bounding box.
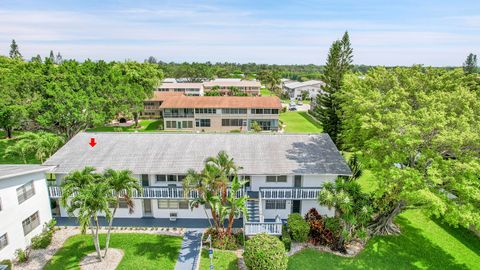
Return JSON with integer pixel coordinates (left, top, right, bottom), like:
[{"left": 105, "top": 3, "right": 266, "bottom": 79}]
[
  {"left": 339, "top": 67, "right": 480, "bottom": 235},
  {"left": 258, "top": 70, "right": 281, "bottom": 96},
  {"left": 315, "top": 32, "right": 353, "bottom": 147},
  {"left": 103, "top": 169, "right": 142, "bottom": 258},
  {"left": 9, "top": 39, "right": 22, "bottom": 59},
  {"left": 0, "top": 104, "right": 26, "bottom": 138},
  {"left": 251, "top": 121, "right": 262, "bottom": 132},
  {"left": 60, "top": 167, "right": 114, "bottom": 261},
  {"left": 463, "top": 53, "right": 478, "bottom": 74}
]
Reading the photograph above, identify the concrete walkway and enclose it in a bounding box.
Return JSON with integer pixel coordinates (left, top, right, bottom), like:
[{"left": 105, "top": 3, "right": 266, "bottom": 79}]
[{"left": 175, "top": 229, "right": 204, "bottom": 270}]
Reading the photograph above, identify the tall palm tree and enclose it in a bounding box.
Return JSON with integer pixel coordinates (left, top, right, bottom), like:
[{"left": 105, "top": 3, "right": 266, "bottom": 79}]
[
  {"left": 225, "top": 176, "right": 249, "bottom": 235},
  {"left": 206, "top": 151, "right": 241, "bottom": 203},
  {"left": 60, "top": 167, "right": 113, "bottom": 261},
  {"left": 103, "top": 169, "right": 142, "bottom": 258}
]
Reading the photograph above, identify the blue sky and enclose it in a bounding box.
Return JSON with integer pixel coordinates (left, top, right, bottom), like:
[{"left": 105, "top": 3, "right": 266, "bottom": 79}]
[{"left": 0, "top": 0, "right": 478, "bottom": 65}]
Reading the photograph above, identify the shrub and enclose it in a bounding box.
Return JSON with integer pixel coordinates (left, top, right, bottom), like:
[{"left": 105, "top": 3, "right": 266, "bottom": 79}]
[
  {"left": 31, "top": 219, "right": 56, "bottom": 249},
  {"left": 16, "top": 248, "right": 30, "bottom": 263},
  {"left": 0, "top": 259, "right": 12, "bottom": 269},
  {"left": 244, "top": 234, "right": 288, "bottom": 270},
  {"left": 287, "top": 213, "right": 309, "bottom": 242},
  {"left": 281, "top": 225, "right": 291, "bottom": 251},
  {"left": 203, "top": 228, "right": 243, "bottom": 250}
]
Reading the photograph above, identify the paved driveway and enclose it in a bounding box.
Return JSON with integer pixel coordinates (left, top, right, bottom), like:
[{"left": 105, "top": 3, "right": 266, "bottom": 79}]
[{"left": 175, "top": 229, "right": 203, "bottom": 270}]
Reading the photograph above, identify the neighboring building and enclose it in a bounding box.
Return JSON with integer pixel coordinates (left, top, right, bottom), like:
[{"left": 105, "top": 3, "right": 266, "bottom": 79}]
[
  {"left": 283, "top": 80, "right": 325, "bottom": 99},
  {"left": 156, "top": 83, "right": 204, "bottom": 96},
  {"left": 160, "top": 96, "right": 281, "bottom": 132},
  {"left": 44, "top": 132, "right": 351, "bottom": 235},
  {"left": 210, "top": 78, "right": 242, "bottom": 82},
  {"left": 0, "top": 165, "right": 53, "bottom": 260},
  {"left": 162, "top": 78, "right": 177, "bottom": 83},
  {"left": 142, "top": 92, "right": 184, "bottom": 118},
  {"left": 203, "top": 81, "right": 261, "bottom": 96}
]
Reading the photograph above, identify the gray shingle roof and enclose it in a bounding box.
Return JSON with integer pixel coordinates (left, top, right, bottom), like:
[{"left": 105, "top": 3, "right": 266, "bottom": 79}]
[
  {"left": 0, "top": 165, "right": 54, "bottom": 180},
  {"left": 44, "top": 132, "right": 351, "bottom": 176}
]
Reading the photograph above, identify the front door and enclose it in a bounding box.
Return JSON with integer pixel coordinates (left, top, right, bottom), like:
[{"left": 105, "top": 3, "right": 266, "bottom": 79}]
[
  {"left": 292, "top": 200, "right": 301, "bottom": 214},
  {"left": 294, "top": 175, "right": 302, "bottom": 187},
  {"left": 143, "top": 199, "right": 152, "bottom": 216}
]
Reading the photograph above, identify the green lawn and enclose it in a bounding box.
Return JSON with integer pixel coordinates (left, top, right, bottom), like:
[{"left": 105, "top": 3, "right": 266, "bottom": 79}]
[
  {"left": 44, "top": 233, "right": 182, "bottom": 270},
  {"left": 200, "top": 249, "right": 238, "bottom": 270},
  {"left": 288, "top": 210, "right": 480, "bottom": 270},
  {"left": 260, "top": 87, "right": 274, "bottom": 97},
  {"left": 86, "top": 120, "right": 163, "bottom": 132},
  {"left": 280, "top": 111, "right": 322, "bottom": 133}
]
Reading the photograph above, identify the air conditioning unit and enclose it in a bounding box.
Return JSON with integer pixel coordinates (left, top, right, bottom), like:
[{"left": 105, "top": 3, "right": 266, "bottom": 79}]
[{"left": 169, "top": 212, "right": 178, "bottom": 221}]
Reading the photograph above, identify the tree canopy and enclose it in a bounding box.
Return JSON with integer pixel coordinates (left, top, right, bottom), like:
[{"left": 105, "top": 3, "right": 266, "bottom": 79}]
[{"left": 339, "top": 66, "right": 480, "bottom": 233}]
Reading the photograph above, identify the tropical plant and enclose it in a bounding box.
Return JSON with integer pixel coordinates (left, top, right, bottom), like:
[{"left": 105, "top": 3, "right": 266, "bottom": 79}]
[
  {"left": 102, "top": 169, "right": 142, "bottom": 258},
  {"left": 3, "top": 138, "right": 32, "bottom": 163},
  {"left": 317, "top": 155, "right": 372, "bottom": 252},
  {"left": 243, "top": 233, "right": 288, "bottom": 270},
  {"left": 251, "top": 121, "right": 262, "bottom": 132},
  {"left": 8, "top": 132, "right": 64, "bottom": 162},
  {"left": 60, "top": 167, "right": 114, "bottom": 261},
  {"left": 183, "top": 151, "right": 248, "bottom": 237},
  {"left": 15, "top": 248, "right": 30, "bottom": 263}
]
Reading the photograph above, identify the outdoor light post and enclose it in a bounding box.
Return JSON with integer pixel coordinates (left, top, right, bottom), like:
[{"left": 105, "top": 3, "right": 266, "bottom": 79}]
[{"left": 206, "top": 234, "right": 214, "bottom": 269}]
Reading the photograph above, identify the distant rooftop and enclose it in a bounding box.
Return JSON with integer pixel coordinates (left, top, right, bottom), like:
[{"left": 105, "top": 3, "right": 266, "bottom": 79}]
[
  {"left": 44, "top": 133, "right": 351, "bottom": 176},
  {"left": 284, "top": 80, "right": 325, "bottom": 89},
  {"left": 0, "top": 165, "right": 54, "bottom": 180},
  {"left": 157, "top": 83, "right": 203, "bottom": 89},
  {"left": 159, "top": 96, "right": 282, "bottom": 109},
  {"left": 146, "top": 91, "right": 184, "bottom": 101},
  {"left": 211, "top": 78, "right": 242, "bottom": 82},
  {"left": 203, "top": 81, "right": 261, "bottom": 87}
]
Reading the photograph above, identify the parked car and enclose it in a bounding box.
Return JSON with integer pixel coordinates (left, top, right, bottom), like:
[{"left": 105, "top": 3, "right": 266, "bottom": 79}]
[
  {"left": 297, "top": 100, "right": 303, "bottom": 106},
  {"left": 289, "top": 104, "right": 297, "bottom": 111}
]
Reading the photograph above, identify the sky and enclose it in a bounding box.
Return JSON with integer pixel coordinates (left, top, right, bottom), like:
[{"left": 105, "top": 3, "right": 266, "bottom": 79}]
[{"left": 0, "top": 0, "right": 479, "bottom": 66}]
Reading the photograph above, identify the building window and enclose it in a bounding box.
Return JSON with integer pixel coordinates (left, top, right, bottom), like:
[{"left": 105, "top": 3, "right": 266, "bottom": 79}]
[
  {"left": 222, "top": 108, "right": 247, "bottom": 114},
  {"left": 221, "top": 119, "right": 245, "bottom": 126},
  {"left": 195, "top": 108, "right": 217, "bottom": 114},
  {"left": 141, "top": 174, "right": 149, "bottom": 186},
  {"left": 196, "top": 119, "right": 211, "bottom": 127},
  {"left": 182, "top": 121, "right": 193, "bottom": 128},
  {"left": 0, "top": 233, "right": 7, "bottom": 251},
  {"left": 250, "top": 109, "right": 279, "bottom": 114},
  {"left": 266, "top": 175, "right": 287, "bottom": 183},
  {"left": 157, "top": 200, "right": 189, "bottom": 209},
  {"left": 109, "top": 198, "right": 129, "bottom": 208},
  {"left": 17, "top": 181, "right": 35, "bottom": 204},
  {"left": 22, "top": 211, "right": 40, "bottom": 236},
  {"left": 265, "top": 200, "right": 286, "bottom": 210},
  {"left": 157, "top": 175, "right": 185, "bottom": 182}
]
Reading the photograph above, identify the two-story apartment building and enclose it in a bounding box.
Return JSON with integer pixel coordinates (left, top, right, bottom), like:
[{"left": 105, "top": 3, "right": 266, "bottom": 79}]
[
  {"left": 203, "top": 81, "right": 261, "bottom": 96},
  {"left": 156, "top": 82, "right": 204, "bottom": 96},
  {"left": 0, "top": 165, "right": 53, "bottom": 260},
  {"left": 142, "top": 92, "right": 184, "bottom": 118},
  {"left": 160, "top": 96, "right": 282, "bottom": 132},
  {"left": 44, "top": 132, "right": 351, "bottom": 235}
]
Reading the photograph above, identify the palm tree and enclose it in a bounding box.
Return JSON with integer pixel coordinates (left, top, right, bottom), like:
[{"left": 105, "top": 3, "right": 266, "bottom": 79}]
[
  {"left": 4, "top": 139, "right": 31, "bottom": 163},
  {"left": 60, "top": 167, "right": 113, "bottom": 261},
  {"left": 103, "top": 169, "right": 142, "bottom": 258},
  {"left": 206, "top": 151, "right": 241, "bottom": 203},
  {"left": 225, "top": 176, "right": 249, "bottom": 235},
  {"left": 3, "top": 131, "right": 64, "bottom": 163}
]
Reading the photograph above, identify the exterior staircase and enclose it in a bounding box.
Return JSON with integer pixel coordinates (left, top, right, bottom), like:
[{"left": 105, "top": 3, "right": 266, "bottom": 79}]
[{"left": 246, "top": 199, "right": 260, "bottom": 222}]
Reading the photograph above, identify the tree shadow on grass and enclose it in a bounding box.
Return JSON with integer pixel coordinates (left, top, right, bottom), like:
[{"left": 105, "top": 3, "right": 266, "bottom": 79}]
[
  {"left": 289, "top": 215, "right": 471, "bottom": 270},
  {"left": 298, "top": 111, "right": 322, "bottom": 129},
  {"left": 432, "top": 218, "right": 480, "bottom": 257},
  {"left": 44, "top": 236, "right": 95, "bottom": 270}
]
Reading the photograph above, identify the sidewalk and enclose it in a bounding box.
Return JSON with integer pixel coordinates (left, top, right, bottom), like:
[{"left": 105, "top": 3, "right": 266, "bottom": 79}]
[{"left": 175, "top": 229, "right": 204, "bottom": 270}]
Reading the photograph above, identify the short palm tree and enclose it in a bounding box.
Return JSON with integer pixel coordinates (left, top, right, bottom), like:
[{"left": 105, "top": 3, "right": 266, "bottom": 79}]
[
  {"left": 60, "top": 167, "right": 113, "bottom": 261},
  {"left": 103, "top": 169, "right": 142, "bottom": 258}
]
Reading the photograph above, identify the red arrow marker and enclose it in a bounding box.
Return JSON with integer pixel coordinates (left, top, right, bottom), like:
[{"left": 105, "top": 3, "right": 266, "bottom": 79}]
[{"left": 89, "top": 138, "right": 97, "bottom": 147}]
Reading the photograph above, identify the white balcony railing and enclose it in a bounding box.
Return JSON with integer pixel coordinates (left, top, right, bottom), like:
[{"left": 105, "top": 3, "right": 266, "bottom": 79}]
[
  {"left": 244, "top": 222, "right": 282, "bottom": 236},
  {"left": 48, "top": 186, "right": 243, "bottom": 200},
  {"left": 260, "top": 187, "right": 321, "bottom": 200}
]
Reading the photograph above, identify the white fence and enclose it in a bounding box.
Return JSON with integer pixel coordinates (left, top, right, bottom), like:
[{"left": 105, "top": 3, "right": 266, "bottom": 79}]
[
  {"left": 244, "top": 222, "right": 282, "bottom": 236},
  {"left": 260, "top": 187, "right": 321, "bottom": 200}
]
